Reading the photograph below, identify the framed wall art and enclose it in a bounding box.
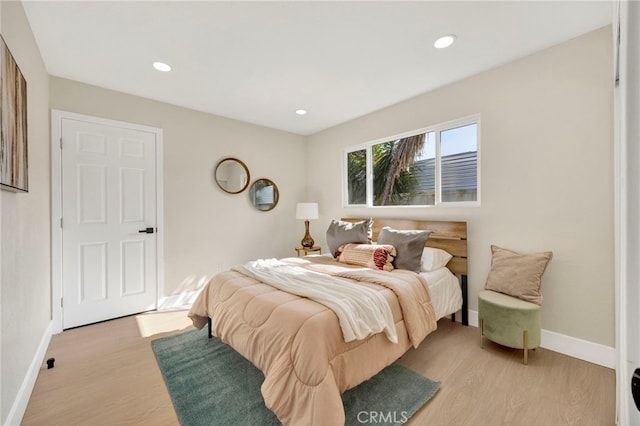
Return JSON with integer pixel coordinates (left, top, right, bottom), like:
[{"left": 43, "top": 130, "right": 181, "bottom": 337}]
[{"left": 0, "top": 34, "right": 28, "bottom": 193}]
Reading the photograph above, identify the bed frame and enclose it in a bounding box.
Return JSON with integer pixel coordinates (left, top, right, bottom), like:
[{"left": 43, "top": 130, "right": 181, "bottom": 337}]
[
  {"left": 207, "top": 217, "right": 469, "bottom": 337},
  {"left": 342, "top": 218, "right": 468, "bottom": 326}
]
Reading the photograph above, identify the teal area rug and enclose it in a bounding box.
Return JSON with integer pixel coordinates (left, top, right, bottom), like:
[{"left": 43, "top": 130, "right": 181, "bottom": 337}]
[{"left": 152, "top": 328, "right": 439, "bottom": 426}]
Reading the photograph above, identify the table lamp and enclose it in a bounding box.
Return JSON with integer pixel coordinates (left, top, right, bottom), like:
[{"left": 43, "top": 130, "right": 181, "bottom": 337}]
[{"left": 296, "top": 202, "right": 319, "bottom": 248}]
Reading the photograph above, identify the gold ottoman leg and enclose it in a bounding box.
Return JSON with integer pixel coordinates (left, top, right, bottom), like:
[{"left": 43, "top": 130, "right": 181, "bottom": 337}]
[
  {"left": 523, "top": 330, "right": 529, "bottom": 365},
  {"left": 480, "top": 318, "right": 484, "bottom": 348}
]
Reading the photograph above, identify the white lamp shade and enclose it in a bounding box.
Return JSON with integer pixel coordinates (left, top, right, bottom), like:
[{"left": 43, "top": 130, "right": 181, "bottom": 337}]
[{"left": 296, "top": 202, "right": 319, "bottom": 220}]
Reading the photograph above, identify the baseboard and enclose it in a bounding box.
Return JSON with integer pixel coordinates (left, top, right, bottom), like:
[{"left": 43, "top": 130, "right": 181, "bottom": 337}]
[
  {"left": 4, "top": 321, "right": 53, "bottom": 426},
  {"left": 463, "top": 309, "right": 615, "bottom": 369},
  {"left": 540, "top": 328, "right": 615, "bottom": 369}
]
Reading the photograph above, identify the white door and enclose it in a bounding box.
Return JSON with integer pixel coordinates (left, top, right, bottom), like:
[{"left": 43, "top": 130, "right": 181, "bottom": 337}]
[{"left": 61, "top": 118, "right": 158, "bottom": 329}]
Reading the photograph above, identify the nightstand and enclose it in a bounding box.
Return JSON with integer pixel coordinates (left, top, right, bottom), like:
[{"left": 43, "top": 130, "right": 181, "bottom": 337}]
[{"left": 295, "top": 246, "right": 321, "bottom": 257}]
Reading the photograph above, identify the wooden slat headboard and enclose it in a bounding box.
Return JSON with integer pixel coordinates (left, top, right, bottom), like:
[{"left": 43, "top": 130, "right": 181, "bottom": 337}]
[{"left": 341, "top": 218, "right": 468, "bottom": 275}]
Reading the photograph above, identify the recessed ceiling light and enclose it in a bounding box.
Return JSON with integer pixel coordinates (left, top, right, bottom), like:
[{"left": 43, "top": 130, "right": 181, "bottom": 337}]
[
  {"left": 434, "top": 35, "right": 456, "bottom": 49},
  {"left": 295, "top": 109, "right": 308, "bottom": 115},
  {"left": 153, "top": 61, "right": 172, "bottom": 72}
]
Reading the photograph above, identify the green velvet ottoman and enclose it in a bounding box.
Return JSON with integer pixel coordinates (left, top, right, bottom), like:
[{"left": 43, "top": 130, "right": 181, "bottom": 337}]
[{"left": 478, "top": 289, "right": 541, "bottom": 364}]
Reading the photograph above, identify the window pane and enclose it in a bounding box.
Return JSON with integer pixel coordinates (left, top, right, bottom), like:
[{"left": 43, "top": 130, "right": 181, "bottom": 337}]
[
  {"left": 440, "top": 123, "right": 477, "bottom": 202},
  {"left": 373, "top": 133, "right": 433, "bottom": 206},
  {"left": 347, "top": 149, "right": 366, "bottom": 204},
  {"left": 413, "top": 131, "right": 436, "bottom": 206}
]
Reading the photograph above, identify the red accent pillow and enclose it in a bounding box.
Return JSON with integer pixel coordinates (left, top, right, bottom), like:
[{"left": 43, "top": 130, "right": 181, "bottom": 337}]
[{"left": 337, "top": 244, "right": 396, "bottom": 271}]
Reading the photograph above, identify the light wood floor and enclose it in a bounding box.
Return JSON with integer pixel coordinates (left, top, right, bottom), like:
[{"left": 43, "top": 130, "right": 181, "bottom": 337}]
[{"left": 22, "top": 311, "right": 615, "bottom": 426}]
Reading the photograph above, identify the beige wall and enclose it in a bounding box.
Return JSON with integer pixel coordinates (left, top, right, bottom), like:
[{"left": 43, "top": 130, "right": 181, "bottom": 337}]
[
  {"left": 49, "top": 77, "right": 307, "bottom": 299},
  {"left": 0, "top": 1, "right": 51, "bottom": 423},
  {"left": 307, "top": 26, "right": 614, "bottom": 347}
]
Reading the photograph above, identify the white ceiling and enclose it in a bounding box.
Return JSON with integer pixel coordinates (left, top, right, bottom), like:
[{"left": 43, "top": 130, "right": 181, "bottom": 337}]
[{"left": 22, "top": 1, "right": 613, "bottom": 136}]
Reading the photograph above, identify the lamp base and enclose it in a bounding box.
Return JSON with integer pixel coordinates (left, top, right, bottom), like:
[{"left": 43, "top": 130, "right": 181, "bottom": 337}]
[{"left": 301, "top": 220, "right": 315, "bottom": 248}]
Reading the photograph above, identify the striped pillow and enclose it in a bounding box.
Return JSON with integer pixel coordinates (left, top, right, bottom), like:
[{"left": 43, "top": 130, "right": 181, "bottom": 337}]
[{"left": 337, "top": 244, "right": 396, "bottom": 271}]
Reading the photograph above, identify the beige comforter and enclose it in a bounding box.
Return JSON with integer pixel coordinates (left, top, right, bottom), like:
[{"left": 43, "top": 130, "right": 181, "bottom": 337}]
[{"left": 188, "top": 256, "right": 437, "bottom": 425}]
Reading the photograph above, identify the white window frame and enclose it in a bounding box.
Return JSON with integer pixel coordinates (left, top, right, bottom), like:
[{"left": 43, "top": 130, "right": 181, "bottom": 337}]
[{"left": 343, "top": 114, "right": 481, "bottom": 208}]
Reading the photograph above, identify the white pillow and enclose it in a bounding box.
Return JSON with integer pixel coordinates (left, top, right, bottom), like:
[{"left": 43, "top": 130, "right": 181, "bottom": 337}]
[{"left": 420, "top": 247, "right": 453, "bottom": 272}]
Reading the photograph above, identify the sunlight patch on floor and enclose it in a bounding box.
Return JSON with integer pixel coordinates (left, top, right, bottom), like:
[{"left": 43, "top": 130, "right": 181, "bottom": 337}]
[{"left": 135, "top": 310, "right": 194, "bottom": 337}]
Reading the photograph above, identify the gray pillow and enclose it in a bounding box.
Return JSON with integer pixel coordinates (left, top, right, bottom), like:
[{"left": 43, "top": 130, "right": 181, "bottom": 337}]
[
  {"left": 326, "top": 218, "right": 372, "bottom": 257},
  {"left": 377, "top": 227, "right": 432, "bottom": 272}
]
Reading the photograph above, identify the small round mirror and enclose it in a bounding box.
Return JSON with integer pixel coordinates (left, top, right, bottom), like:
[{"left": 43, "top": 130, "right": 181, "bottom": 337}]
[
  {"left": 215, "top": 158, "right": 250, "bottom": 194},
  {"left": 249, "top": 178, "right": 279, "bottom": 212}
]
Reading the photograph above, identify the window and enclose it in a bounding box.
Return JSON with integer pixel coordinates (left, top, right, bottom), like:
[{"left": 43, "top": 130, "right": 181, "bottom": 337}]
[
  {"left": 344, "top": 116, "right": 479, "bottom": 207},
  {"left": 346, "top": 149, "right": 367, "bottom": 205}
]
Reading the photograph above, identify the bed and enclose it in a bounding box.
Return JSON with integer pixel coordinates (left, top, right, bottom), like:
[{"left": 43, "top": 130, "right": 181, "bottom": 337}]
[{"left": 188, "top": 218, "right": 468, "bottom": 425}]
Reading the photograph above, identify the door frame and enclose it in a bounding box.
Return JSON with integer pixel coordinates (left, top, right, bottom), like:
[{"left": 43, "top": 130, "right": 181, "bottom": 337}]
[
  {"left": 51, "top": 110, "right": 164, "bottom": 334},
  {"left": 615, "top": 1, "right": 640, "bottom": 424}
]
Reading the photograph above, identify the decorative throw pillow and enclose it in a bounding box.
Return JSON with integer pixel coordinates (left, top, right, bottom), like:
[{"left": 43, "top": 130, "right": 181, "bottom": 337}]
[
  {"left": 420, "top": 247, "right": 453, "bottom": 272},
  {"left": 326, "top": 218, "right": 372, "bottom": 258},
  {"left": 377, "top": 227, "right": 432, "bottom": 272},
  {"left": 484, "top": 245, "right": 553, "bottom": 305},
  {"left": 337, "top": 244, "right": 396, "bottom": 271}
]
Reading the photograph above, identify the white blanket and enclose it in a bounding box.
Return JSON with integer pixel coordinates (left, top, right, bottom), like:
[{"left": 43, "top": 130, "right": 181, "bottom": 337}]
[{"left": 232, "top": 258, "right": 398, "bottom": 343}]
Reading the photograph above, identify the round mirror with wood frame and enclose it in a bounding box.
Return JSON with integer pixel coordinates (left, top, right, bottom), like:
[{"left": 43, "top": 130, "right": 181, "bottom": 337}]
[
  {"left": 249, "top": 178, "right": 279, "bottom": 212},
  {"left": 214, "top": 157, "right": 250, "bottom": 194}
]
